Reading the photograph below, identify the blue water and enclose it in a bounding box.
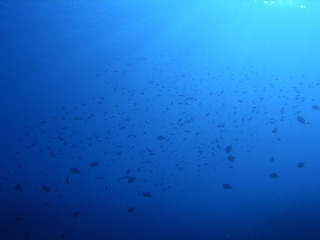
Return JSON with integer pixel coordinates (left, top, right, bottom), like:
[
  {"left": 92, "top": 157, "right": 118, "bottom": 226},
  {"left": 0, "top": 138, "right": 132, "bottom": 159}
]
[{"left": 1, "top": 0, "right": 320, "bottom": 239}]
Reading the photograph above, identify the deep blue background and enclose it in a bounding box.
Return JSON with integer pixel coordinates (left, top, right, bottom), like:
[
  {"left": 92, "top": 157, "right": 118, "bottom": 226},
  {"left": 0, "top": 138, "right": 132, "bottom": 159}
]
[{"left": 1, "top": 0, "right": 320, "bottom": 239}]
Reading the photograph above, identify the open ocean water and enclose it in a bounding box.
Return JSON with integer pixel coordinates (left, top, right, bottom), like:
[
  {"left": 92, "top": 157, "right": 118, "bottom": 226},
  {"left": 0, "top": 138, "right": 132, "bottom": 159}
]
[{"left": 1, "top": 0, "right": 320, "bottom": 239}]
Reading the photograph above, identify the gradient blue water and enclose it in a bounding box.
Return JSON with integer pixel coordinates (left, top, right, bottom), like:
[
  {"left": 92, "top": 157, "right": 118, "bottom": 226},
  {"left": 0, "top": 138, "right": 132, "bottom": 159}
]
[{"left": 1, "top": 1, "right": 320, "bottom": 239}]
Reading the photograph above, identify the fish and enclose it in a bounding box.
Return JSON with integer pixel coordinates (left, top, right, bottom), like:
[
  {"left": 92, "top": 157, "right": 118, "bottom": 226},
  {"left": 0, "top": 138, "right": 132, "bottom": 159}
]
[
  {"left": 222, "top": 183, "right": 232, "bottom": 189},
  {"left": 128, "top": 177, "right": 136, "bottom": 183},
  {"left": 269, "top": 173, "right": 279, "bottom": 179},
  {"left": 90, "top": 161, "right": 99, "bottom": 167},
  {"left": 127, "top": 207, "right": 135, "bottom": 213},
  {"left": 225, "top": 145, "right": 232, "bottom": 153},
  {"left": 227, "top": 155, "right": 235, "bottom": 162},
  {"left": 42, "top": 185, "right": 50, "bottom": 192},
  {"left": 142, "top": 192, "right": 152, "bottom": 198},
  {"left": 297, "top": 116, "right": 306, "bottom": 124},
  {"left": 72, "top": 211, "right": 80, "bottom": 218},
  {"left": 14, "top": 184, "right": 22, "bottom": 193},
  {"left": 70, "top": 168, "right": 80, "bottom": 173}
]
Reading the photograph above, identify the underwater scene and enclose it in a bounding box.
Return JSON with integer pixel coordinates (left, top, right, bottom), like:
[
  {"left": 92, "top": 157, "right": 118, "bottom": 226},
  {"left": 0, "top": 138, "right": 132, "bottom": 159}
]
[{"left": 1, "top": 0, "right": 320, "bottom": 239}]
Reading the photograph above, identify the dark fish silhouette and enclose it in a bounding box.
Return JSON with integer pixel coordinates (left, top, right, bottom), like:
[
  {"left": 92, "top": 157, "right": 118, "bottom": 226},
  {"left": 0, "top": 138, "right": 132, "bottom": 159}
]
[
  {"left": 42, "top": 185, "right": 50, "bottom": 192},
  {"left": 142, "top": 192, "right": 152, "bottom": 198},
  {"left": 14, "top": 184, "right": 22, "bottom": 193},
  {"left": 269, "top": 173, "right": 279, "bottom": 179},
  {"left": 127, "top": 207, "right": 135, "bottom": 213},
  {"left": 225, "top": 145, "right": 232, "bottom": 153},
  {"left": 59, "top": 233, "right": 66, "bottom": 239},
  {"left": 156, "top": 135, "right": 166, "bottom": 140},
  {"left": 72, "top": 211, "right": 80, "bottom": 218},
  {"left": 297, "top": 116, "right": 306, "bottom": 124},
  {"left": 70, "top": 168, "right": 80, "bottom": 173},
  {"left": 227, "top": 155, "right": 235, "bottom": 162},
  {"left": 90, "top": 161, "right": 99, "bottom": 167},
  {"left": 65, "top": 176, "right": 70, "bottom": 184},
  {"left": 297, "top": 162, "right": 305, "bottom": 168},
  {"left": 128, "top": 177, "right": 136, "bottom": 183},
  {"left": 222, "top": 183, "right": 232, "bottom": 189}
]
